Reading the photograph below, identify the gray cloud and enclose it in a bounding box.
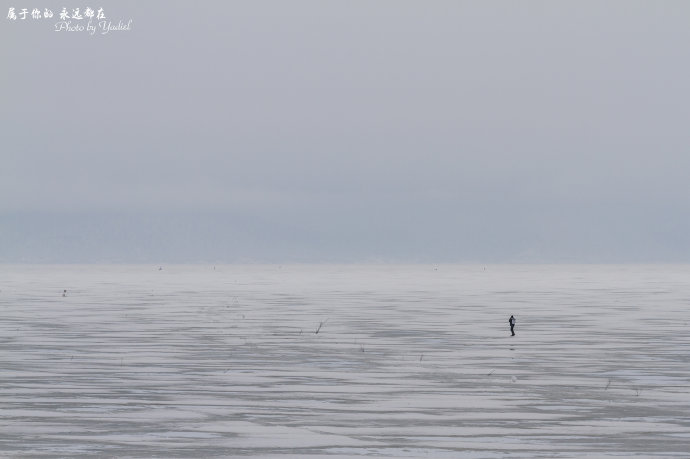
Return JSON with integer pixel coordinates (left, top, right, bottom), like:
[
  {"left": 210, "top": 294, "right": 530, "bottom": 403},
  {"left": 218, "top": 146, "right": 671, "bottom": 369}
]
[{"left": 2, "top": 1, "right": 689, "bottom": 262}]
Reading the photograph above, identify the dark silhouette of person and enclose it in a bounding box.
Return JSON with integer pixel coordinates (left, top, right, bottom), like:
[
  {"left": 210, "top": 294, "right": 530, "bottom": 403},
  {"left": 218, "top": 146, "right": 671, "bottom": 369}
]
[{"left": 509, "top": 315, "right": 516, "bottom": 336}]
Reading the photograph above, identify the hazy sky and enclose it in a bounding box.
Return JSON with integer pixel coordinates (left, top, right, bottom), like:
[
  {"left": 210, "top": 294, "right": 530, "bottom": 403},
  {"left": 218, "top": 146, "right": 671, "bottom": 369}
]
[{"left": 2, "top": 1, "right": 689, "bottom": 262}]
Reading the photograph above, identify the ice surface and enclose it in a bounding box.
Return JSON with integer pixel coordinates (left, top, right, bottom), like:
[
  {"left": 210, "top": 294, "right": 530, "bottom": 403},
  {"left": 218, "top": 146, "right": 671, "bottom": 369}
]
[{"left": 1, "top": 264, "right": 689, "bottom": 457}]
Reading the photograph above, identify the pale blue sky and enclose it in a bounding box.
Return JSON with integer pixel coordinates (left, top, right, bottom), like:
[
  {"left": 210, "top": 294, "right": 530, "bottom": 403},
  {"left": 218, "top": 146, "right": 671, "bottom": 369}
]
[{"left": 2, "top": 1, "right": 689, "bottom": 262}]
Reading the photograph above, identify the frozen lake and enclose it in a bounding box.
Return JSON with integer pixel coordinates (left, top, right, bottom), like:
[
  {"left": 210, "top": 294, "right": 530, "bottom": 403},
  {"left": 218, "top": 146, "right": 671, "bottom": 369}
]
[{"left": 1, "top": 264, "right": 689, "bottom": 458}]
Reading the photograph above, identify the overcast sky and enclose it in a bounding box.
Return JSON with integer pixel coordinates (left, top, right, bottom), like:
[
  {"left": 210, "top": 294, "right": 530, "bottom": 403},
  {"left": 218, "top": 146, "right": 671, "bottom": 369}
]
[{"left": 2, "top": 1, "right": 689, "bottom": 262}]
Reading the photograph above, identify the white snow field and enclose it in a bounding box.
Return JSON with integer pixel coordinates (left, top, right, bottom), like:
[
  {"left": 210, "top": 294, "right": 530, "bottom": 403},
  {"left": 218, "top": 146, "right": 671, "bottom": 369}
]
[{"left": 1, "top": 264, "right": 689, "bottom": 458}]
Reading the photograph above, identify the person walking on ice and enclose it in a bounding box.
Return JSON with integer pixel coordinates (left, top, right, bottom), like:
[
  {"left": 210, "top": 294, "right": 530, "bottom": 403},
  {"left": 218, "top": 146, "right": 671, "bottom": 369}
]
[{"left": 509, "top": 315, "right": 516, "bottom": 336}]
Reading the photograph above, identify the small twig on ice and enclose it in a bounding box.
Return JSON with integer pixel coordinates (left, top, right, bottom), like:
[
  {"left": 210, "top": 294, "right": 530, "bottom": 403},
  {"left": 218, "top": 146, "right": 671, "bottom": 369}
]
[{"left": 315, "top": 319, "right": 328, "bottom": 334}]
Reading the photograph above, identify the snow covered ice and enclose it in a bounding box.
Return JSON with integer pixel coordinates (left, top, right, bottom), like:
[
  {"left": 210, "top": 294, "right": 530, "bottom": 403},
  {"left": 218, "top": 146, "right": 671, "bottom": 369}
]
[{"left": 1, "top": 264, "right": 689, "bottom": 458}]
